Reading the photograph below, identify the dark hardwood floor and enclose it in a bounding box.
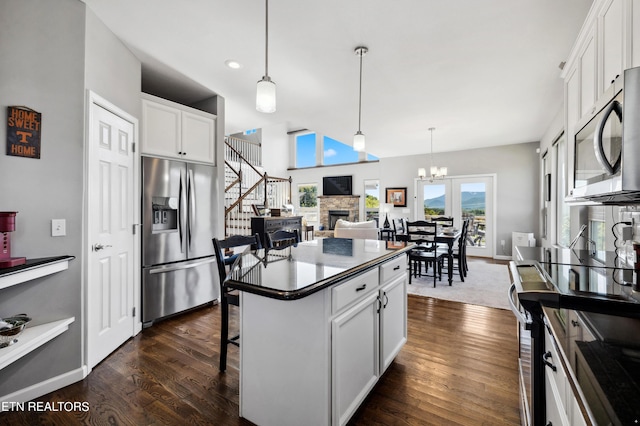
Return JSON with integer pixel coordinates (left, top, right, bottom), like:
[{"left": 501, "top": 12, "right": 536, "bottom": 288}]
[{"left": 1, "top": 292, "right": 520, "bottom": 425}]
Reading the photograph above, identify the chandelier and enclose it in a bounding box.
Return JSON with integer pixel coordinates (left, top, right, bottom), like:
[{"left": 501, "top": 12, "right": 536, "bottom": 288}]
[{"left": 418, "top": 127, "right": 447, "bottom": 182}]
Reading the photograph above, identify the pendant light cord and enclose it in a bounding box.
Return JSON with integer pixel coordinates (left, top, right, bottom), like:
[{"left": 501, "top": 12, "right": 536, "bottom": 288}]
[
  {"left": 357, "top": 49, "right": 363, "bottom": 132},
  {"left": 429, "top": 127, "right": 434, "bottom": 170},
  {"left": 264, "top": 0, "right": 269, "bottom": 78}
]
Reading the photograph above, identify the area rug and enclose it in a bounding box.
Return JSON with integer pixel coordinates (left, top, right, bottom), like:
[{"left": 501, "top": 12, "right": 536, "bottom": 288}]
[{"left": 407, "top": 259, "right": 511, "bottom": 310}]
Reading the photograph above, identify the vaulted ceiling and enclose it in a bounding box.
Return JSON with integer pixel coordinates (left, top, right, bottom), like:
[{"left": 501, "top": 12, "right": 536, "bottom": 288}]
[{"left": 82, "top": 0, "right": 593, "bottom": 158}]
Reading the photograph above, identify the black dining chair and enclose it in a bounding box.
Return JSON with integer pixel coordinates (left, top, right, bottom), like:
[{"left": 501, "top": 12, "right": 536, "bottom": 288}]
[
  {"left": 405, "top": 220, "right": 446, "bottom": 287},
  {"left": 266, "top": 229, "right": 299, "bottom": 250},
  {"left": 212, "top": 233, "right": 262, "bottom": 372},
  {"left": 438, "top": 219, "right": 469, "bottom": 281},
  {"left": 393, "top": 218, "right": 408, "bottom": 242},
  {"left": 431, "top": 216, "right": 454, "bottom": 228}
]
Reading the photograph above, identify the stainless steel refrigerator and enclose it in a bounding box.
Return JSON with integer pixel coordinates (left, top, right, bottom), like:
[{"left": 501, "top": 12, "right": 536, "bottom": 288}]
[{"left": 141, "top": 156, "right": 219, "bottom": 325}]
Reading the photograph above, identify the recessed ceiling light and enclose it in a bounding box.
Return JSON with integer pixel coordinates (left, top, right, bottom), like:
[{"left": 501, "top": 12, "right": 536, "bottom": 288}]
[{"left": 225, "top": 59, "right": 242, "bottom": 69}]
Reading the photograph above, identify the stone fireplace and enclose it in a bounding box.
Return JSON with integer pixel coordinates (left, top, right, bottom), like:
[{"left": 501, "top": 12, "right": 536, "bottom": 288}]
[
  {"left": 318, "top": 195, "right": 360, "bottom": 236},
  {"left": 328, "top": 210, "right": 350, "bottom": 230}
]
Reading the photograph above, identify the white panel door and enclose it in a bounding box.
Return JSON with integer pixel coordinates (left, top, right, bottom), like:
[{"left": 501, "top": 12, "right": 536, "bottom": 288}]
[{"left": 87, "top": 93, "right": 138, "bottom": 369}]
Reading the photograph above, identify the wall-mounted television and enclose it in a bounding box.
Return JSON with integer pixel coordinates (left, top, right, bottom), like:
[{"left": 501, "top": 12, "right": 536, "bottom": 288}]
[{"left": 323, "top": 175, "right": 352, "bottom": 196}]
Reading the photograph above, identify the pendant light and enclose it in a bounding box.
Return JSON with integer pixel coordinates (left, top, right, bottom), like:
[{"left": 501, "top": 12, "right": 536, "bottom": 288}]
[
  {"left": 353, "top": 46, "right": 368, "bottom": 152},
  {"left": 256, "top": 0, "right": 276, "bottom": 113}
]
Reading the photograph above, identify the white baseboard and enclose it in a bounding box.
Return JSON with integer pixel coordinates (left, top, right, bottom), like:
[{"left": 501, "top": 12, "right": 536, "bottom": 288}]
[
  {"left": 0, "top": 366, "right": 87, "bottom": 407},
  {"left": 493, "top": 255, "right": 513, "bottom": 261}
]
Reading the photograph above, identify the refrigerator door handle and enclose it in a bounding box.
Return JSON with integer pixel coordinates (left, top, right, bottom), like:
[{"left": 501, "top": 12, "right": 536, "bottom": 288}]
[
  {"left": 188, "top": 168, "right": 196, "bottom": 249},
  {"left": 178, "top": 170, "right": 185, "bottom": 253},
  {"left": 148, "top": 257, "right": 216, "bottom": 274}
]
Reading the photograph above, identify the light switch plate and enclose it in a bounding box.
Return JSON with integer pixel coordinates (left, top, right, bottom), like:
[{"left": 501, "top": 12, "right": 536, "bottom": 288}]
[{"left": 51, "top": 219, "right": 66, "bottom": 237}]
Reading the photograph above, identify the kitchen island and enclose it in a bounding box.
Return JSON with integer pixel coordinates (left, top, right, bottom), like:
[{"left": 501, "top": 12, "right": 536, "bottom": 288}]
[{"left": 225, "top": 238, "right": 412, "bottom": 426}]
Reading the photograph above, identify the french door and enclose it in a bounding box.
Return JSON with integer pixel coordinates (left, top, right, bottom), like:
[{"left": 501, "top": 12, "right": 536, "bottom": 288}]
[{"left": 414, "top": 175, "right": 495, "bottom": 257}]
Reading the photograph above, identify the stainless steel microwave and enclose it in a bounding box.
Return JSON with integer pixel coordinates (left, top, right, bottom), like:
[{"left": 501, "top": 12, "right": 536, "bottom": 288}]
[{"left": 571, "top": 66, "right": 640, "bottom": 203}]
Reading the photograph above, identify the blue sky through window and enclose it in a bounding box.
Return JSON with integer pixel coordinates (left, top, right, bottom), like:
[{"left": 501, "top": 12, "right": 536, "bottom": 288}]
[
  {"left": 296, "top": 133, "right": 378, "bottom": 167},
  {"left": 296, "top": 133, "right": 316, "bottom": 168}
]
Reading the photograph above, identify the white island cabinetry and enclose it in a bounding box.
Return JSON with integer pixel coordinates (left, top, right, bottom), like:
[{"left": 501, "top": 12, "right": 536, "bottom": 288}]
[{"left": 239, "top": 253, "right": 408, "bottom": 426}]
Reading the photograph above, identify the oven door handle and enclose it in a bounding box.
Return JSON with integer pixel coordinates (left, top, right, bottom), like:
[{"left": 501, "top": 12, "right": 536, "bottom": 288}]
[{"left": 508, "top": 283, "right": 530, "bottom": 326}]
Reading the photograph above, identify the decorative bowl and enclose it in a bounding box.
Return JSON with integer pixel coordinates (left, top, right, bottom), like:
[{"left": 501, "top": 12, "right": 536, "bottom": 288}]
[{"left": 0, "top": 314, "right": 31, "bottom": 348}]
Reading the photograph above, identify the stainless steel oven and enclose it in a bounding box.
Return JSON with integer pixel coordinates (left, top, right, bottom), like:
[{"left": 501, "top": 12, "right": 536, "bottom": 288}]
[
  {"left": 509, "top": 283, "right": 533, "bottom": 426},
  {"left": 508, "top": 259, "right": 640, "bottom": 426}
]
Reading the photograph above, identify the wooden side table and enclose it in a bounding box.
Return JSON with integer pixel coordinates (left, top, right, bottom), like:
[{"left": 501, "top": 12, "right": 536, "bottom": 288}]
[
  {"left": 303, "top": 225, "right": 314, "bottom": 241},
  {"left": 378, "top": 228, "right": 396, "bottom": 241}
]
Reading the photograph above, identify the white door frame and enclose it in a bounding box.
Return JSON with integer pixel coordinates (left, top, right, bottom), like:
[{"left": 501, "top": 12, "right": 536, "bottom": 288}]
[
  {"left": 413, "top": 173, "right": 497, "bottom": 258},
  {"left": 83, "top": 90, "right": 141, "bottom": 374}
]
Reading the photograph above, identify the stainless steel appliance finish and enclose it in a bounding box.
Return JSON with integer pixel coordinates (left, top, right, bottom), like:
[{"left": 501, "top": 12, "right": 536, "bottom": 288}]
[
  {"left": 572, "top": 66, "right": 640, "bottom": 203},
  {"left": 509, "top": 259, "right": 640, "bottom": 426},
  {"left": 141, "top": 156, "right": 219, "bottom": 325}
]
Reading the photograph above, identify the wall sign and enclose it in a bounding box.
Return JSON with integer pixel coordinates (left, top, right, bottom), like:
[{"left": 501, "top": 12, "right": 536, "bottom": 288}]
[{"left": 7, "top": 106, "right": 41, "bottom": 159}]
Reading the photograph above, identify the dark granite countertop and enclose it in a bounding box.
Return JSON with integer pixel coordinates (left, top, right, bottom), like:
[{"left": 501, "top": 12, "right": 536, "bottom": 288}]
[{"left": 225, "top": 239, "right": 412, "bottom": 300}]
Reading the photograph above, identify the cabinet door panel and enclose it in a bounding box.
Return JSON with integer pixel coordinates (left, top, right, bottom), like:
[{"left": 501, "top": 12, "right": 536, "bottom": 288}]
[
  {"left": 600, "top": 0, "right": 623, "bottom": 91},
  {"left": 332, "top": 292, "right": 379, "bottom": 426},
  {"left": 380, "top": 273, "right": 407, "bottom": 373},
  {"left": 181, "top": 110, "right": 215, "bottom": 164},
  {"left": 580, "top": 31, "right": 597, "bottom": 117},
  {"left": 142, "top": 100, "right": 181, "bottom": 158}
]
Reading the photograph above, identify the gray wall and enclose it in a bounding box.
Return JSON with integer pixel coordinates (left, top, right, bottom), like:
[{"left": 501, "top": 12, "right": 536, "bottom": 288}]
[
  {"left": 288, "top": 141, "right": 539, "bottom": 257},
  {"left": 381, "top": 142, "right": 540, "bottom": 257},
  {"left": 0, "top": 0, "right": 141, "bottom": 397}
]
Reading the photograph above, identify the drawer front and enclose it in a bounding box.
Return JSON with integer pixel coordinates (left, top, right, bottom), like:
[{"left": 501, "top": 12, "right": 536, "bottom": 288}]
[
  {"left": 332, "top": 269, "right": 379, "bottom": 314},
  {"left": 380, "top": 256, "right": 405, "bottom": 283},
  {"left": 265, "top": 220, "right": 284, "bottom": 230}
]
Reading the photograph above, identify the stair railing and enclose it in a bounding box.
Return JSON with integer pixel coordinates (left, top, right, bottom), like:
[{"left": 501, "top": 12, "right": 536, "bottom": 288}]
[{"left": 224, "top": 137, "right": 292, "bottom": 236}]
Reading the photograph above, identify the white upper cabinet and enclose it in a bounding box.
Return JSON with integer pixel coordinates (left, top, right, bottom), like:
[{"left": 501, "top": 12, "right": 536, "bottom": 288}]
[
  {"left": 141, "top": 93, "right": 216, "bottom": 164},
  {"left": 599, "top": 0, "right": 624, "bottom": 91},
  {"left": 580, "top": 27, "right": 597, "bottom": 117},
  {"left": 563, "top": 0, "right": 640, "bottom": 139}
]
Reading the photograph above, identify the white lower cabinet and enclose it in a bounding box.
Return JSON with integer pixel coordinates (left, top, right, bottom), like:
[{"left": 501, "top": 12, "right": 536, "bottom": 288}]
[
  {"left": 331, "top": 255, "right": 407, "bottom": 425},
  {"left": 239, "top": 255, "right": 408, "bottom": 426},
  {"left": 380, "top": 273, "right": 408, "bottom": 373},
  {"left": 332, "top": 291, "right": 380, "bottom": 426}
]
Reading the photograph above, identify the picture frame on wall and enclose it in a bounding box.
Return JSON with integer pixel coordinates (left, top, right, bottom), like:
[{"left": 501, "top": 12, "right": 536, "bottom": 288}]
[{"left": 385, "top": 187, "right": 407, "bottom": 207}]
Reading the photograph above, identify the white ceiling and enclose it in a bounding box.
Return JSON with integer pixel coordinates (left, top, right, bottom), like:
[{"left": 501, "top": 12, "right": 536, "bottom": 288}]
[{"left": 82, "top": 0, "right": 593, "bottom": 158}]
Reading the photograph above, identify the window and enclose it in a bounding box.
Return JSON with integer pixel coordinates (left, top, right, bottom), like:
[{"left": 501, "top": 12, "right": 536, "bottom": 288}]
[
  {"left": 423, "top": 184, "right": 446, "bottom": 217},
  {"left": 295, "top": 133, "right": 378, "bottom": 168},
  {"left": 555, "top": 134, "right": 571, "bottom": 246},
  {"left": 296, "top": 133, "right": 316, "bottom": 168},
  {"left": 589, "top": 206, "right": 606, "bottom": 256},
  {"left": 323, "top": 136, "right": 359, "bottom": 165},
  {"left": 297, "top": 183, "right": 318, "bottom": 223},
  {"left": 364, "top": 180, "right": 380, "bottom": 222}
]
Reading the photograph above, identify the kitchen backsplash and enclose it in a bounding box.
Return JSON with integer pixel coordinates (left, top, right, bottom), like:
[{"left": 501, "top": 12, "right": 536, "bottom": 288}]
[{"left": 618, "top": 206, "right": 640, "bottom": 266}]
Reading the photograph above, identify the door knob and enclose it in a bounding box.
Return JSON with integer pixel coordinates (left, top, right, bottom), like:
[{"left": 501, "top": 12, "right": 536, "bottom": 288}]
[{"left": 93, "top": 243, "right": 112, "bottom": 251}]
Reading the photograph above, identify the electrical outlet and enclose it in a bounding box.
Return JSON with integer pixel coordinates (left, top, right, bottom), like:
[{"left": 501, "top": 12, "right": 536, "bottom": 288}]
[{"left": 51, "top": 219, "right": 66, "bottom": 237}]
